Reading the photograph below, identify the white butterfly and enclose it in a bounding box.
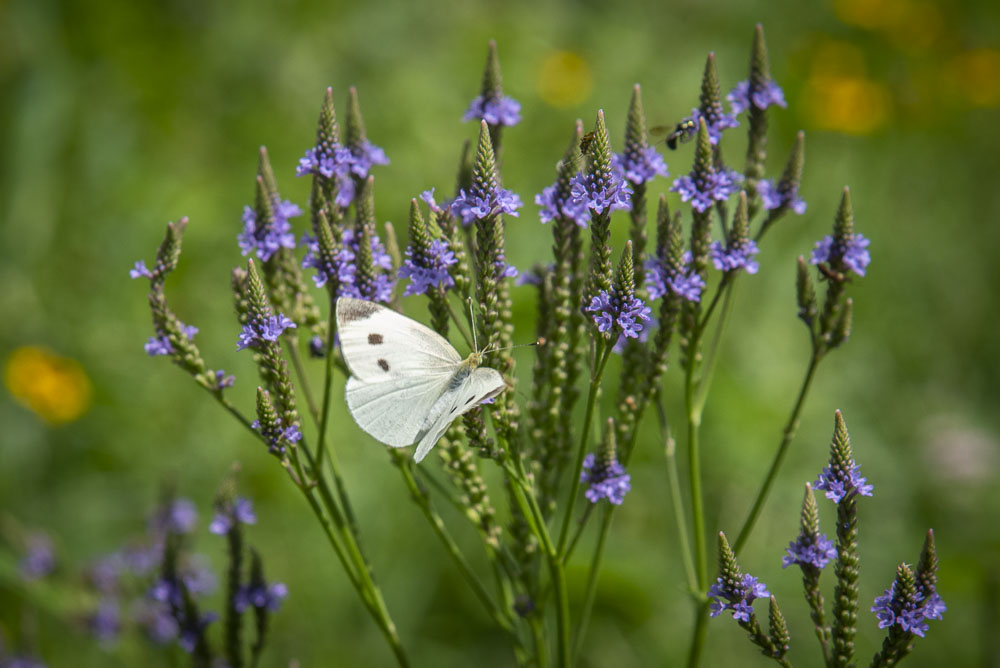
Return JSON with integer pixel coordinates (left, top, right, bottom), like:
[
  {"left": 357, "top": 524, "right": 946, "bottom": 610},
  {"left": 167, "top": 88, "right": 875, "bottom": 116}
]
[{"left": 336, "top": 297, "right": 506, "bottom": 462}]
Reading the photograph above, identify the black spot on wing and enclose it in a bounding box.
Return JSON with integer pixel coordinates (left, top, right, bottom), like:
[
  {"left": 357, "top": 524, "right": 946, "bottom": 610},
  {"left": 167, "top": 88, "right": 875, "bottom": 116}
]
[
  {"left": 368, "top": 333, "right": 384, "bottom": 345},
  {"left": 378, "top": 359, "right": 390, "bottom": 372},
  {"left": 339, "top": 298, "right": 380, "bottom": 323}
]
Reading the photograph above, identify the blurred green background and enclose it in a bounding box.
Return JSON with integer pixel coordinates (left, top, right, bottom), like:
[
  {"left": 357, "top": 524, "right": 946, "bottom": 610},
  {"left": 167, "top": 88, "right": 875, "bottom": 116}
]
[{"left": 2, "top": 0, "right": 998, "bottom": 665}]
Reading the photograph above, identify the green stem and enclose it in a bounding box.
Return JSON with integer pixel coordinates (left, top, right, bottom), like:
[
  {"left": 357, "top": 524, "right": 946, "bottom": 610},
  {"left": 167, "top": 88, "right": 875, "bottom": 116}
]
[
  {"left": 733, "top": 348, "right": 822, "bottom": 554},
  {"left": 563, "top": 504, "right": 594, "bottom": 563},
  {"left": 395, "top": 456, "right": 514, "bottom": 634},
  {"left": 557, "top": 340, "right": 613, "bottom": 556},
  {"left": 529, "top": 616, "right": 550, "bottom": 668},
  {"left": 315, "top": 308, "right": 338, "bottom": 472},
  {"left": 685, "top": 600, "right": 711, "bottom": 668},
  {"left": 504, "top": 460, "right": 570, "bottom": 668},
  {"left": 572, "top": 505, "right": 611, "bottom": 661},
  {"left": 693, "top": 279, "right": 737, "bottom": 416},
  {"left": 284, "top": 338, "right": 320, "bottom": 425},
  {"left": 661, "top": 416, "right": 698, "bottom": 594}
]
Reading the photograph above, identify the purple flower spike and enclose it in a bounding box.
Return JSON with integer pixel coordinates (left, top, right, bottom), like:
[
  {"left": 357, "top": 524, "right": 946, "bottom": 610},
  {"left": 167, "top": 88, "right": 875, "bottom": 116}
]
[
  {"left": 814, "top": 462, "right": 874, "bottom": 503},
  {"left": 536, "top": 182, "right": 590, "bottom": 228},
  {"left": 399, "top": 239, "right": 457, "bottom": 296},
  {"left": 209, "top": 497, "right": 257, "bottom": 535},
  {"left": 215, "top": 370, "right": 236, "bottom": 389},
  {"left": 811, "top": 234, "right": 871, "bottom": 277},
  {"left": 710, "top": 239, "right": 761, "bottom": 274},
  {"left": 728, "top": 79, "right": 787, "bottom": 115},
  {"left": 782, "top": 532, "right": 837, "bottom": 570},
  {"left": 645, "top": 256, "right": 705, "bottom": 303},
  {"left": 708, "top": 573, "right": 770, "bottom": 621},
  {"left": 586, "top": 289, "right": 651, "bottom": 339},
  {"left": 671, "top": 168, "right": 743, "bottom": 213},
  {"left": 237, "top": 314, "right": 296, "bottom": 351},
  {"left": 569, "top": 172, "right": 633, "bottom": 215},
  {"left": 130, "top": 260, "right": 152, "bottom": 279},
  {"left": 580, "top": 453, "right": 631, "bottom": 505},
  {"left": 451, "top": 186, "right": 523, "bottom": 226},
  {"left": 613, "top": 146, "right": 669, "bottom": 186},
  {"left": 237, "top": 201, "right": 301, "bottom": 262},
  {"left": 20, "top": 533, "right": 56, "bottom": 580},
  {"left": 144, "top": 336, "right": 173, "bottom": 357},
  {"left": 463, "top": 95, "right": 521, "bottom": 126},
  {"left": 758, "top": 178, "right": 807, "bottom": 215},
  {"left": 683, "top": 107, "right": 739, "bottom": 145},
  {"left": 872, "top": 582, "right": 946, "bottom": 638}
]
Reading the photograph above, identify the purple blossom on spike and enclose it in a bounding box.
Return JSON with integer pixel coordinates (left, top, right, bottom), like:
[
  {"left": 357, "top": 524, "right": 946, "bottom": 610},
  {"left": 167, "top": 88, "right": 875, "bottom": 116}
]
[
  {"left": 872, "top": 583, "right": 946, "bottom": 638},
  {"left": 728, "top": 79, "right": 787, "bottom": 115},
  {"left": 145, "top": 336, "right": 173, "bottom": 357},
  {"left": 612, "top": 320, "right": 650, "bottom": 353},
  {"left": 19, "top": 533, "right": 55, "bottom": 580},
  {"left": 178, "top": 612, "right": 217, "bottom": 654},
  {"left": 710, "top": 239, "right": 760, "bottom": 274},
  {"left": 135, "top": 599, "right": 180, "bottom": 644},
  {"left": 399, "top": 239, "right": 456, "bottom": 296},
  {"left": 345, "top": 140, "right": 389, "bottom": 178},
  {"left": 612, "top": 146, "right": 668, "bottom": 185},
  {"left": 586, "top": 289, "right": 651, "bottom": 339},
  {"left": 682, "top": 106, "right": 739, "bottom": 145},
  {"left": 814, "top": 462, "right": 873, "bottom": 503},
  {"left": 782, "top": 532, "right": 837, "bottom": 570},
  {"left": 569, "top": 171, "right": 633, "bottom": 215},
  {"left": 237, "top": 314, "right": 296, "bottom": 350},
  {"left": 645, "top": 252, "right": 705, "bottom": 303},
  {"left": 708, "top": 573, "right": 771, "bottom": 621},
  {"left": 214, "top": 370, "right": 235, "bottom": 389},
  {"left": 237, "top": 200, "right": 301, "bottom": 262},
  {"left": 463, "top": 95, "right": 522, "bottom": 126},
  {"left": 302, "top": 227, "right": 394, "bottom": 302},
  {"left": 419, "top": 188, "right": 445, "bottom": 215},
  {"left": 130, "top": 260, "right": 152, "bottom": 279},
  {"left": 451, "top": 186, "right": 522, "bottom": 226},
  {"left": 89, "top": 598, "right": 121, "bottom": 643},
  {"left": 671, "top": 168, "right": 743, "bottom": 213},
  {"left": 209, "top": 497, "right": 258, "bottom": 535},
  {"left": 149, "top": 498, "right": 198, "bottom": 535},
  {"left": 308, "top": 335, "right": 325, "bottom": 358},
  {"left": 758, "top": 178, "right": 807, "bottom": 215},
  {"left": 811, "top": 234, "right": 871, "bottom": 277},
  {"left": 235, "top": 582, "right": 289, "bottom": 613},
  {"left": 580, "top": 453, "right": 631, "bottom": 504},
  {"left": 536, "top": 181, "right": 590, "bottom": 228}
]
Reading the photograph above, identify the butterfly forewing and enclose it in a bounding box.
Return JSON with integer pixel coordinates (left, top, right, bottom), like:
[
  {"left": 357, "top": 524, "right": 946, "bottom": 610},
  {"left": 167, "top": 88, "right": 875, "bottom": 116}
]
[{"left": 336, "top": 297, "right": 461, "bottom": 382}]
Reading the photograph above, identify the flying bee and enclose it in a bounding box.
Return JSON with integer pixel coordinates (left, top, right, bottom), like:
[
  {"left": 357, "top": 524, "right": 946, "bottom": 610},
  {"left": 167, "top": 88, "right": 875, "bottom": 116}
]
[
  {"left": 579, "top": 130, "right": 596, "bottom": 154},
  {"left": 651, "top": 118, "right": 698, "bottom": 150}
]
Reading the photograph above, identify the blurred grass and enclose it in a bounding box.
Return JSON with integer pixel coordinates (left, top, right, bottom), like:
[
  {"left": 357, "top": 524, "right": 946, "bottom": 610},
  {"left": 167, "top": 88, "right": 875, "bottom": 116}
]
[{"left": 1, "top": 0, "right": 998, "bottom": 665}]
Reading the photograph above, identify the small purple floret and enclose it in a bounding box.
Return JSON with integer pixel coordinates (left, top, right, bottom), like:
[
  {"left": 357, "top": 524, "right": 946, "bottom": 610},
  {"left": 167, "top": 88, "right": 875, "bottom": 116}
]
[
  {"left": 814, "top": 463, "right": 874, "bottom": 503},
  {"left": 451, "top": 186, "right": 523, "bottom": 226},
  {"left": 708, "top": 573, "right": 770, "bottom": 621},
  {"left": 782, "top": 532, "right": 837, "bottom": 570},
  {"left": 811, "top": 234, "right": 871, "bottom": 277},
  {"left": 19, "top": 533, "right": 55, "bottom": 580},
  {"left": 710, "top": 240, "right": 760, "bottom": 274},
  {"left": 130, "top": 260, "right": 152, "bottom": 279},
  {"left": 237, "top": 201, "right": 301, "bottom": 262},
  {"left": 144, "top": 336, "right": 173, "bottom": 357},
  {"left": 237, "top": 314, "right": 296, "bottom": 351},
  {"left": 671, "top": 168, "right": 743, "bottom": 213},
  {"left": 645, "top": 258, "right": 705, "bottom": 303},
  {"left": 728, "top": 79, "right": 787, "bottom": 115},
  {"left": 463, "top": 95, "right": 522, "bottom": 126},
  {"left": 580, "top": 453, "right": 631, "bottom": 505},
  {"left": 569, "top": 172, "right": 633, "bottom": 215},
  {"left": 209, "top": 497, "right": 258, "bottom": 535},
  {"left": 536, "top": 182, "right": 590, "bottom": 228},
  {"left": 612, "top": 146, "right": 669, "bottom": 185},
  {"left": 399, "top": 239, "right": 456, "bottom": 296},
  {"left": 683, "top": 107, "right": 739, "bottom": 145},
  {"left": 872, "top": 583, "right": 946, "bottom": 638},
  {"left": 586, "top": 290, "right": 651, "bottom": 339},
  {"left": 758, "top": 178, "right": 807, "bottom": 215}
]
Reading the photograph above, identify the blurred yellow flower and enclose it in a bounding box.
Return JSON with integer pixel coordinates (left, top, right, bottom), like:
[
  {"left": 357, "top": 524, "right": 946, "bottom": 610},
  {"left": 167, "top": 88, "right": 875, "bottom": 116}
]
[
  {"left": 947, "top": 49, "right": 1000, "bottom": 108},
  {"left": 4, "top": 346, "right": 92, "bottom": 424},
  {"left": 802, "top": 74, "right": 892, "bottom": 134},
  {"left": 833, "top": 0, "right": 943, "bottom": 49},
  {"left": 537, "top": 50, "right": 592, "bottom": 108}
]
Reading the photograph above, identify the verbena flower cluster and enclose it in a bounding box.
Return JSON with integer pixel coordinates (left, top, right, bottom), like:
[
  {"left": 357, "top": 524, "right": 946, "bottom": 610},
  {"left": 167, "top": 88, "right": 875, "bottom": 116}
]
[
  {"left": 871, "top": 581, "right": 946, "bottom": 638},
  {"left": 586, "top": 288, "right": 651, "bottom": 339},
  {"left": 708, "top": 574, "right": 770, "bottom": 621},
  {"left": 580, "top": 453, "right": 631, "bottom": 505}
]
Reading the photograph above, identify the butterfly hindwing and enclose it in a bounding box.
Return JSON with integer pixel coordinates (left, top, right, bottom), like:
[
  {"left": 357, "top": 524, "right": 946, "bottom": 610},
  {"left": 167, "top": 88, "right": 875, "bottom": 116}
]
[
  {"left": 345, "top": 374, "right": 453, "bottom": 447},
  {"left": 336, "top": 297, "right": 461, "bottom": 383},
  {"left": 412, "top": 367, "right": 506, "bottom": 462}
]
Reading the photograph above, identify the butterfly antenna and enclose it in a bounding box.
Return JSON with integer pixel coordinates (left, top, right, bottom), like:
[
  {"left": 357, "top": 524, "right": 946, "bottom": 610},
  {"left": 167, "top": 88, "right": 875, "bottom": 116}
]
[{"left": 467, "top": 297, "right": 479, "bottom": 352}]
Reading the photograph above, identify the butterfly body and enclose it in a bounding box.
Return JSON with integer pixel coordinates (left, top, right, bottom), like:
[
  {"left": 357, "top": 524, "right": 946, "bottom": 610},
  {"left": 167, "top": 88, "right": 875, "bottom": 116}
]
[{"left": 336, "top": 297, "right": 505, "bottom": 462}]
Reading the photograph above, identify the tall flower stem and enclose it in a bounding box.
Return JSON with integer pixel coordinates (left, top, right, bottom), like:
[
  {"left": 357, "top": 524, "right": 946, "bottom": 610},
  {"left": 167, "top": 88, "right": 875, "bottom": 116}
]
[
  {"left": 503, "top": 458, "right": 569, "bottom": 668},
  {"left": 557, "top": 340, "right": 613, "bottom": 556},
  {"left": 733, "top": 348, "right": 821, "bottom": 554},
  {"left": 392, "top": 453, "right": 516, "bottom": 636},
  {"left": 572, "top": 505, "right": 612, "bottom": 660},
  {"left": 284, "top": 340, "right": 320, "bottom": 424},
  {"left": 659, "top": 407, "right": 698, "bottom": 594}
]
